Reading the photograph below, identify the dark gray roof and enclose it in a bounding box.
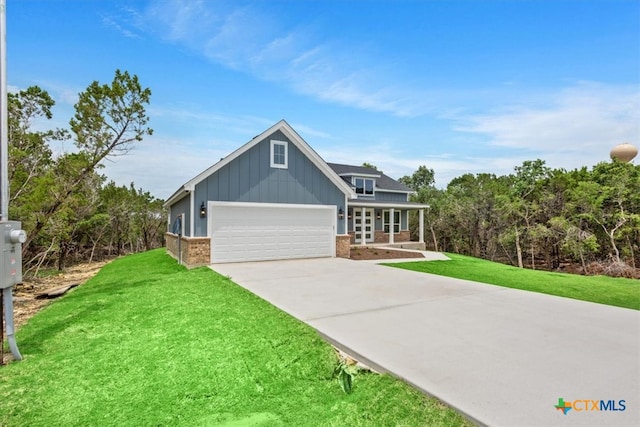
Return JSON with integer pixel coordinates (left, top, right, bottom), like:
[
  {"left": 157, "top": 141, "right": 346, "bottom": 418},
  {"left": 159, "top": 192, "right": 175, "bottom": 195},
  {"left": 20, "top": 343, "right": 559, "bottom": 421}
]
[
  {"left": 328, "top": 163, "right": 381, "bottom": 176},
  {"left": 327, "top": 163, "right": 413, "bottom": 193}
]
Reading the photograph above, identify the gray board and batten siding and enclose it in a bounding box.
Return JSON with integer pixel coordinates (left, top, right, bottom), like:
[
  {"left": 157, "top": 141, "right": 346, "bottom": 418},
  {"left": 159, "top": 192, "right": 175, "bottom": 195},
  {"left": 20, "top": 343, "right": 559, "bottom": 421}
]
[
  {"left": 169, "top": 195, "right": 191, "bottom": 236},
  {"left": 191, "top": 130, "right": 346, "bottom": 237},
  {"left": 374, "top": 191, "right": 409, "bottom": 202}
]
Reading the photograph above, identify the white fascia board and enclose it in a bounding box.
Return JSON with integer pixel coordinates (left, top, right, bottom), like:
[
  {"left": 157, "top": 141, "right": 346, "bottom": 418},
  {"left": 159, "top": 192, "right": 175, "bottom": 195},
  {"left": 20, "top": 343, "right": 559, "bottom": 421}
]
[
  {"left": 279, "top": 122, "right": 356, "bottom": 198},
  {"left": 347, "top": 201, "right": 429, "bottom": 209},
  {"left": 338, "top": 172, "right": 382, "bottom": 179},
  {"left": 180, "top": 120, "right": 355, "bottom": 199},
  {"left": 345, "top": 173, "right": 382, "bottom": 179},
  {"left": 163, "top": 186, "right": 190, "bottom": 208},
  {"left": 183, "top": 122, "right": 283, "bottom": 190},
  {"left": 377, "top": 189, "right": 413, "bottom": 194}
]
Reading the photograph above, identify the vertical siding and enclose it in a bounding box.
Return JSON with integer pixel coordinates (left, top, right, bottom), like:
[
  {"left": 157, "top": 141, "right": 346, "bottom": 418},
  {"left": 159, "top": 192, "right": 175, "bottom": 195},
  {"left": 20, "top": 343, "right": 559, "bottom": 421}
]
[
  {"left": 375, "top": 191, "right": 409, "bottom": 202},
  {"left": 192, "top": 130, "right": 346, "bottom": 236},
  {"left": 169, "top": 195, "right": 191, "bottom": 237}
]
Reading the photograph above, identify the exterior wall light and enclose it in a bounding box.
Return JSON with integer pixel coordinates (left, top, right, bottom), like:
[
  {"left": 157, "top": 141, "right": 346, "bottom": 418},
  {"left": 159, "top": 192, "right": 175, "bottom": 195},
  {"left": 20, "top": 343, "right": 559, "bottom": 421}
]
[
  {"left": 338, "top": 208, "right": 344, "bottom": 220},
  {"left": 200, "top": 202, "right": 207, "bottom": 217}
]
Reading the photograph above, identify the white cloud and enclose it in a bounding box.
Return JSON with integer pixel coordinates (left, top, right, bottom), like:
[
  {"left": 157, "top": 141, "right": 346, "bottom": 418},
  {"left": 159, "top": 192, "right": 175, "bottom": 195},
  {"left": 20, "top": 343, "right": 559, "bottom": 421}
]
[
  {"left": 457, "top": 82, "right": 639, "bottom": 152},
  {"left": 99, "top": 109, "right": 337, "bottom": 198},
  {"left": 318, "top": 144, "right": 527, "bottom": 189},
  {"left": 102, "top": 15, "right": 142, "bottom": 39},
  {"left": 453, "top": 82, "right": 640, "bottom": 173},
  {"left": 100, "top": 134, "right": 228, "bottom": 199},
  {"left": 138, "top": 0, "right": 425, "bottom": 117}
]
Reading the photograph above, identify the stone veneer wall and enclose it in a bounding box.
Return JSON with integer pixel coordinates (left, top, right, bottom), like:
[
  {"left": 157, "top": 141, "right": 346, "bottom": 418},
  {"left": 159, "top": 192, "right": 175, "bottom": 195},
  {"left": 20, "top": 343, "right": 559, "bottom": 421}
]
[
  {"left": 348, "top": 230, "right": 412, "bottom": 244},
  {"left": 165, "top": 233, "right": 211, "bottom": 268},
  {"left": 166, "top": 232, "right": 382, "bottom": 265},
  {"left": 335, "top": 235, "right": 351, "bottom": 258}
]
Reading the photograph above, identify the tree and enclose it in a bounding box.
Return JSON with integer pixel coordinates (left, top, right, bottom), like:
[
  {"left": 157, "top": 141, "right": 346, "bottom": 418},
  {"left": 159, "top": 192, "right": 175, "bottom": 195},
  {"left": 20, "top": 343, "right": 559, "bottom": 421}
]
[
  {"left": 549, "top": 216, "right": 598, "bottom": 273},
  {"left": 400, "top": 165, "right": 435, "bottom": 192},
  {"left": 361, "top": 162, "right": 378, "bottom": 170},
  {"left": 502, "top": 160, "right": 551, "bottom": 268},
  {"left": 7, "top": 87, "right": 66, "bottom": 208},
  {"left": 569, "top": 161, "right": 640, "bottom": 264},
  {"left": 24, "top": 70, "right": 153, "bottom": 250}
]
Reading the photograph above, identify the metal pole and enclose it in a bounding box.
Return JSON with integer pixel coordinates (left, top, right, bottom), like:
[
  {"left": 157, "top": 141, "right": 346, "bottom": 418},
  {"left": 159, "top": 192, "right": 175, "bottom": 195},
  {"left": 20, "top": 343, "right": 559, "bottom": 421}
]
[
  {"left": 0, "top": 0, "right": 8, "bottom": 221},
  {"left": 2, "top": 288, "right": 19, "bottom": 359},
  {"left": 0, "top": 0, "right": 22, "bottom": 362},
  {"left": 1, "top": 289, "right": 4, "bottom": 365}
]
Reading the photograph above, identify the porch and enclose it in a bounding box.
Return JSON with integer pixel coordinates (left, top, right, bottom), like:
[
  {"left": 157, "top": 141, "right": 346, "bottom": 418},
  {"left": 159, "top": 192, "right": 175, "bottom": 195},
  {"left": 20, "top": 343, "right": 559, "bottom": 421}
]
[{"left": 346, "top": 200, "right": 428, "bottom": 248}]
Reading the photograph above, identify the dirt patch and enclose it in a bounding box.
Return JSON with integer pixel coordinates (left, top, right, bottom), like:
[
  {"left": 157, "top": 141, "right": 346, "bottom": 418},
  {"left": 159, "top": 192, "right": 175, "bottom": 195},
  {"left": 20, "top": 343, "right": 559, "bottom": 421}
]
[
  {"left": 10, "top": 261, "right": 110, "bottom": 329},
  {"left": 350, "top": 247, "right": 425, "bottom": 260}
]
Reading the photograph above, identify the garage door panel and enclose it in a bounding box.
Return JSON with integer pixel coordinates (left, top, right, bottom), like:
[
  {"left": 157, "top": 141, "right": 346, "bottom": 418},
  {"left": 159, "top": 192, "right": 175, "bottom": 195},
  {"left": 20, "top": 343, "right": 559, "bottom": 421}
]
[{"left": 209, "top": 203, "right": 335, "bottom": 263}]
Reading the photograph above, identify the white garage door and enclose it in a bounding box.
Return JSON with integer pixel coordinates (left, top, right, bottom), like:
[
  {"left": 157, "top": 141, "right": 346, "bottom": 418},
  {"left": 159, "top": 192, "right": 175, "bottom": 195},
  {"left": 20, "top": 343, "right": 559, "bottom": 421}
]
[{"left": 209, "top": 202, "right": 336, "bottom": 263}]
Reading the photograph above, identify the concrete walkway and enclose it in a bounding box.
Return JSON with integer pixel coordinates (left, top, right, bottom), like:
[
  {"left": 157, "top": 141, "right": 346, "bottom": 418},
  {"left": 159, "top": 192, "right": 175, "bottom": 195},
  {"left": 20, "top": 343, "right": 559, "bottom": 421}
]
[{"left": 212, "top": 257, "right": 639, "bottom": 427}]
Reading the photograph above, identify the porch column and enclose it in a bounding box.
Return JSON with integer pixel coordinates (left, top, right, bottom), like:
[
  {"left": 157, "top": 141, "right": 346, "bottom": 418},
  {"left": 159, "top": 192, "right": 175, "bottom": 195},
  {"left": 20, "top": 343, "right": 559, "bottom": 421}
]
[
  {"left": 389, "top": 208, "right": 395, "bottom": 244},
  {"left": 419, "top": 209, "right": 425, "bottom": 244},
  {"left": 360, "top": 207, "right": 366, "bottom": 246}
]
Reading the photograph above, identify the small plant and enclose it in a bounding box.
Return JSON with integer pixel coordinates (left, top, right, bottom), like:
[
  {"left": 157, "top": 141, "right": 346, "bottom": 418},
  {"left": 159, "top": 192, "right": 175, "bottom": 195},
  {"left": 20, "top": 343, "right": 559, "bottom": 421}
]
[{"left": 334, "top": 360, "right": 358, "bottom": 394}]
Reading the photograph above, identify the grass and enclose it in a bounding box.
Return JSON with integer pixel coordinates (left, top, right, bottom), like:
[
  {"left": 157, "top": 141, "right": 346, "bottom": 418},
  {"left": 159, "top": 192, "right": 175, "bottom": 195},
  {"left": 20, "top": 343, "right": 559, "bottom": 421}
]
[
  {"left": 386, "top": 253, "right": 640, "bottom": 310},
  {"left": 1, "top": 249, "right": 470, "bottom": 427}
]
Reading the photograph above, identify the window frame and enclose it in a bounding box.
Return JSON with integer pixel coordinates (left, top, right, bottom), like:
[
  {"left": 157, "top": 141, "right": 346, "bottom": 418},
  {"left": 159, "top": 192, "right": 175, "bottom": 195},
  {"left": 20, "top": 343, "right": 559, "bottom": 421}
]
[
  {"left": 270, "top": 140, "right": 288, "bottom": 169},
  {"left": 354, "top": 177, "right": 375, "bottom": 196},
  {"left": 383, "top": 210, "right": 400, "bottom": 233}
]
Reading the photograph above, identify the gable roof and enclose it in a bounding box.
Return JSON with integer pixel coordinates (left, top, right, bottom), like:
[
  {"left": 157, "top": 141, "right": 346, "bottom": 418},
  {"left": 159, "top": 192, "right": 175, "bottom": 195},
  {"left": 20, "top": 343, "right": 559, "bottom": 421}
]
[
  {"left": 164, "top": 120, "right": 356, "bottom": 207},
  {"left": 327, "top": 163, "right": 413, "bottom": 193}
]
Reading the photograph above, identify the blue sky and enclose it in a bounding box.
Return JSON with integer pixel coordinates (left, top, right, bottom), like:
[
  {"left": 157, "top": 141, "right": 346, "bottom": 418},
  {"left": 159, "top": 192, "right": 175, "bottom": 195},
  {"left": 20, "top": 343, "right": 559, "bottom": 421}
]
[{"left": 6, "top": 0, "right": 639, "bottom": 199}]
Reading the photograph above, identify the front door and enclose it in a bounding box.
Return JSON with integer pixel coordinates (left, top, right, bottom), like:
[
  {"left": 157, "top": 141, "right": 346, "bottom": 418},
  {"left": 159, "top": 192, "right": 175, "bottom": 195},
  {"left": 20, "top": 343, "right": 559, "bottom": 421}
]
[{"left": 353, "top": 208, "right": 374, "bottom": 243}]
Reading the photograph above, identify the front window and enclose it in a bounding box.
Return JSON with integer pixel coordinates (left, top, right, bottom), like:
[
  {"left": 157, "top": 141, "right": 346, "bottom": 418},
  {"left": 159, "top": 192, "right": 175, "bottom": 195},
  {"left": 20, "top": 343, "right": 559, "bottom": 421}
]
[
  {"left": 354, "top": 178, "right": 374, "bottom": 196},
  {"left": 383, "top": 210, "right": 400, "bottom": 233},
  {"left": 270, "top": 140, "right": 288, "bottom": 169}
]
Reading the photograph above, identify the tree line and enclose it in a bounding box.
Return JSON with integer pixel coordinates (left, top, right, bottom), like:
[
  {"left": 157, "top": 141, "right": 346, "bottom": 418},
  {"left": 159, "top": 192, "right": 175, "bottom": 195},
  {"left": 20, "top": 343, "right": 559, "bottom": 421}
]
[
  {"left": 8, "top": 70, "right": 166, "bottom": 275},
  {"left": 400, "top": 160, "right": 639, "bottom": 278}
]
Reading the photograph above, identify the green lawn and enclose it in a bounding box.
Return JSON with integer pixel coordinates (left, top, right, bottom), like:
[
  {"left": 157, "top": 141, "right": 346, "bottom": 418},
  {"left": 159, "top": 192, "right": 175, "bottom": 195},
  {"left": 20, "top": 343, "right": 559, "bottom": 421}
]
[
  {"left": 1, "top": 250, "right": 470, "bottom": 427},
  {"left": 386, "top": 253, "right": 639, "bottom": 310}
]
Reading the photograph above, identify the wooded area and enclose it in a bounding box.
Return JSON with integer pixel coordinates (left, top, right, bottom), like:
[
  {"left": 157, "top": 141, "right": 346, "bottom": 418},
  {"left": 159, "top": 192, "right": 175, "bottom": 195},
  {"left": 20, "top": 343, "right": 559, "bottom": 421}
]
[
  {"left": 400, "top": 160, "right": 640, "bottom": 278},
  {"left": 8, "top": 70, "right": 165, "bottom": 276},
  {"left": 9, "top": 69, "right": 638, "bottom": 279}
]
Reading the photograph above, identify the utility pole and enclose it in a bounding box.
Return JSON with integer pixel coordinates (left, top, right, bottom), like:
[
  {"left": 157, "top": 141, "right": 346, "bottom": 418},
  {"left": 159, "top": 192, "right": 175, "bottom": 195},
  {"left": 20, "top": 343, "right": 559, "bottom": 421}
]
[{"left": 1, "top": 0, "right": 27, "bottom": 364}]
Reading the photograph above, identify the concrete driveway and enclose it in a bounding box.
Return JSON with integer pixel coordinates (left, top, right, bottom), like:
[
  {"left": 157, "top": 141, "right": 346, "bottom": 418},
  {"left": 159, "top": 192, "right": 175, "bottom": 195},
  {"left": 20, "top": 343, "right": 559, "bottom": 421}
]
[{"left": 212, "top": 257, "right": 639, "bottom": 427}]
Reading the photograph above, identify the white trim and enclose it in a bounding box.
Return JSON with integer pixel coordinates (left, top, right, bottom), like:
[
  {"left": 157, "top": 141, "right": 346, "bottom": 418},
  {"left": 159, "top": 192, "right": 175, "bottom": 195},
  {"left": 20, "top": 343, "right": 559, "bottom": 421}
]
[
  {"left": 163, "top": 187, "right": 190, "bottom": 209},
  {"left": 339, "top": 172, "right": 381, "bottom": 178},
  {"left": 270, "top": 139, "right": 288, "bottom": 169},
  {"left": 389, "top": 208, "right": 395, "bottom": 244},
  {"left": 349, "top": 201, "right": 429, "bottom": 209},
  {"left": 208, "top": 201, "right": 338, "bottom": 212},
  {"left": 189, "top": 191, "right": 195, "bottom": 237},
  {"left": 343, "top": 194, "right": 348, "bottom": 235},
  {"left": 377, "top": 189, "right": 414, "bottom": 195},
  {"left": 352, "top": 177, "right": 375, "bottom": 197}
]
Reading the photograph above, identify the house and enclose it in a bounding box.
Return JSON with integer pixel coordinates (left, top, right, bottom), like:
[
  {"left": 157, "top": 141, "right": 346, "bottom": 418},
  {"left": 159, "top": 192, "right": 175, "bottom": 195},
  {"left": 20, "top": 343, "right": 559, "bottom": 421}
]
[{"left": 164, "top": 120, "right": 427, "bottom": 266}]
